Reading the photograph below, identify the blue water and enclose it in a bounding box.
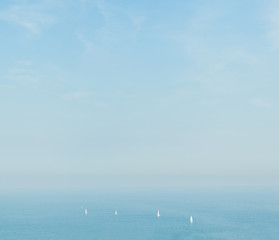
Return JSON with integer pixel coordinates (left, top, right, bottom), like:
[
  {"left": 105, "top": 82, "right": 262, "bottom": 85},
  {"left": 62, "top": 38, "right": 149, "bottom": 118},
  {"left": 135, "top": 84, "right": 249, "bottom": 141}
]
[{"left": 0, "top": 189, "right": 278, "bottom": 239}]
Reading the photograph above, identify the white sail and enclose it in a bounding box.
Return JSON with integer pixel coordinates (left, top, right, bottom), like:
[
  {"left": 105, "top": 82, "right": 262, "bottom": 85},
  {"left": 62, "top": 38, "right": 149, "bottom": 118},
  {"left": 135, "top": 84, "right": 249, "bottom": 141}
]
[
  {"left": 85, "top": 209, "right": 88, "bottom": 215},
  {"left": 190, "top": 216, "right": 193, "bottom": 224},
  {"left": 157, "top": 210, "right": 160, "bottom": 218},
  {"left": 115, "top": 209, "right": 118, "bottom": 216}
]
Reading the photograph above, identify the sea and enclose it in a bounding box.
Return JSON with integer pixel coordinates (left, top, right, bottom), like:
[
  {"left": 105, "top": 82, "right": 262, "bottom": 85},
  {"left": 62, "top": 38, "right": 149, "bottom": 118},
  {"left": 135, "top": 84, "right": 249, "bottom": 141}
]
[{"left": 0, "top": 188, "right": 278, "bottom": 240}]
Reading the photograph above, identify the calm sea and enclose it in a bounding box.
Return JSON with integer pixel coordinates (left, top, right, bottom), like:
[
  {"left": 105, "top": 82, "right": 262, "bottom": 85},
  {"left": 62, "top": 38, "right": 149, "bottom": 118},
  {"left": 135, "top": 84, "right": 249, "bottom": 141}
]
[{"left": 0, "top": 189, "right": 278, "bottom": 239}]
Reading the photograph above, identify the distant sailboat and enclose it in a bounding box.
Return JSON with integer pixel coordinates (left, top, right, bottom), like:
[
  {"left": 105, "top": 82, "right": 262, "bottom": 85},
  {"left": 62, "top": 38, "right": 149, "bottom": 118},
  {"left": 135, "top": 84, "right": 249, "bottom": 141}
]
[
  {"left": 115, "top": 209, "right": 118, "bottom": 216},
  {"left": 157, "top": 210, "right": 160, "bottom": 218},
  {"left": 190, "top": 216, "right": 193, "bottom": 224},
  {"left": 85, "top": 209, "right": 88, "bottom": 215}
]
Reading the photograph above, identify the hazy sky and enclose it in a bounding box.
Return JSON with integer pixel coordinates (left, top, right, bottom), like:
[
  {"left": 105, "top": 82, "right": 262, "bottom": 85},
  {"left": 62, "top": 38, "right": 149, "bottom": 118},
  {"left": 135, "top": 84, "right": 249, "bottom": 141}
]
[{"left": 1, "top": 0, "right": 279, "bottom": 191}]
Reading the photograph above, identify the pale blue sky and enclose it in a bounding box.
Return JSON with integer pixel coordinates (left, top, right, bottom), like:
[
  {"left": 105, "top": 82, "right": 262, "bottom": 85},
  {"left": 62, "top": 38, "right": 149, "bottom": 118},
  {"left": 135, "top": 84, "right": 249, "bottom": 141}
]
[{"left": 1, "top": 0, "right": 279, "bottom": 191}]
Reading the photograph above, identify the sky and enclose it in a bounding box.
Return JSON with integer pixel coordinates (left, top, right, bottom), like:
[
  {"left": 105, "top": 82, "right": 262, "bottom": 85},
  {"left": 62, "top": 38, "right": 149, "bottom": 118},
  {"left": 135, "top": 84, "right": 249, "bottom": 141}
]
[{"left": 0, "top": 0, "right": 279, "bottom": 191}]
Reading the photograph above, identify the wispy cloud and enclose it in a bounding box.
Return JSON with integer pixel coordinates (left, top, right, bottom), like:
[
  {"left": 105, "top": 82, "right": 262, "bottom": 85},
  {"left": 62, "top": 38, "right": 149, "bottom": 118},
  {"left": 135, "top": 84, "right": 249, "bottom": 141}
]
[
  {"left": 252, "top": 98, "right": 272, "bottom": 108},
  {"left": 6, "top": 74, "right": 41, "bottom": 83},
  {"left": 0, "top": 1, "right": 58, "bottom": 33},
  {"left": 4, "top": 61, "right": 42, "bottom": 84},
  {"left": 76, "top": 0, "right": 146, "bottom": 48},
  {"left": 267, "top": 7, "right": 279, "bottom": 50},
  {"left": 0, "top": 84, "right": 14, "bottom": 89},
  {"left": 167, "top": 3, "right": 262, "bottom": 95},
  {"left": 60, "top": 90, "right": 109, "bottom": 108},
  {"left": 130, "top": 15, "right": 146, "bottom": 40},
  {"left": 95, "top": 101, "right": 109, "bottom": 109},
  {"left": 94, "top": 0, "right": 113, "bottom": 23},
  {"left": 75, "top": 31, "right": 96, "bottom": 53},
  {"left": 94, "top": 1, "right": 146, "bottom": 33},
  {"left": 60, "top": 91, "right": 93, "bottom": 101}
]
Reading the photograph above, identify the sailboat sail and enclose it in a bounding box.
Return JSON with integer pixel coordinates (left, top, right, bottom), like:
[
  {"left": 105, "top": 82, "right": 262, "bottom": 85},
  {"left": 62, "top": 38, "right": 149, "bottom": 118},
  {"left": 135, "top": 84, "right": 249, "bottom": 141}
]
[
  {"left": 157, "top": 210, "right": 160, "bottom": 218},
  {"left": 190, "top": 216, "right": 193, "bottom": 224}
]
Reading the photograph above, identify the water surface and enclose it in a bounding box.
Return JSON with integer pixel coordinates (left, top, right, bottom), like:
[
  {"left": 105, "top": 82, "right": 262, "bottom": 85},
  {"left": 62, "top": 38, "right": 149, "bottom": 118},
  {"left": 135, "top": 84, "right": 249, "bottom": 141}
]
[{"left": 0, "top": 189, "right": 278, "bottom": 240}]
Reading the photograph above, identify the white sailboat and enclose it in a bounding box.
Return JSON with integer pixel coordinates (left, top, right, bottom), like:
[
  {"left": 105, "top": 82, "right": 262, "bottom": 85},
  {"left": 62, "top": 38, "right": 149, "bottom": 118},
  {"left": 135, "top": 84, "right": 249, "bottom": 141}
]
[
  {"left": 115, "top": 209, "right": 118, "bottom": 216},
  {"left": 190, "top": 216, "right": 193, "bottom": 224},
  {"left": 85, "top": 209, "right": 88, "bottom": 215},
  {"left": 157, "top": 210, "right": 160, "bottom": 218}
]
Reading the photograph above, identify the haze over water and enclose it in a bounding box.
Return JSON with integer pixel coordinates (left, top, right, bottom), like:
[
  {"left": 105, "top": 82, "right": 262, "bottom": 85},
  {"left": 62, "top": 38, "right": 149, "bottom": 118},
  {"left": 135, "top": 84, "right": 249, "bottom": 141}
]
[{"left": 1, "top": 0, "right": 279, "bottom": 191}]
